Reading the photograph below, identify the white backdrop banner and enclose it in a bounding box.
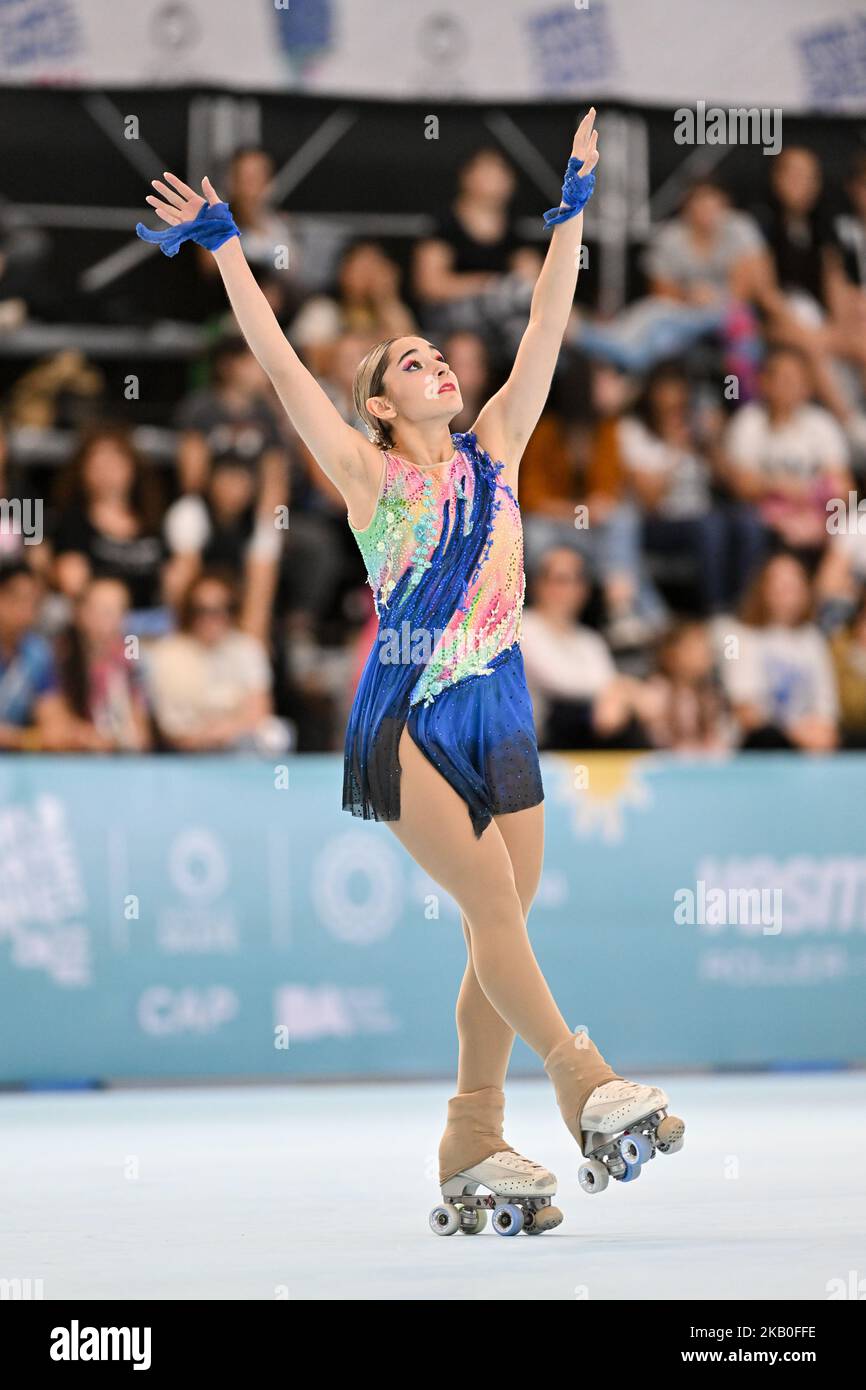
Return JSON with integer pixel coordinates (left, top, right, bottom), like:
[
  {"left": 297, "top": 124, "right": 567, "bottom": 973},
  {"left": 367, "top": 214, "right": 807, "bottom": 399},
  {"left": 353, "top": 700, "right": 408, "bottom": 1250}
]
[{"left": 0, "top": 0, "right": 863, "bottom": 113}]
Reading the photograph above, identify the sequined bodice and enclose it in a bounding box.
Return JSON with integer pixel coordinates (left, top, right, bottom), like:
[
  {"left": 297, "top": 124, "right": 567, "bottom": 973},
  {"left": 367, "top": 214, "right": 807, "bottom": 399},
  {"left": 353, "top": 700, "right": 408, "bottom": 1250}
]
[{"left": 348, "top": 435, "right": 525, "bottom": 707}]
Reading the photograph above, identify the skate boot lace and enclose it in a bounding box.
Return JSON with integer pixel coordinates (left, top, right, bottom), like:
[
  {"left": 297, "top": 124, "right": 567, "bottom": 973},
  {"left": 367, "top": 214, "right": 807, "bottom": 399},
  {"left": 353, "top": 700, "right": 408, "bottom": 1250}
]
[
  {"left": 495, "top": 1150, "right": 545, "bottom": 1173},
  {"left": 457, "top": 1150, "right": 550, "bottom": 1181},
  {"left": 592, "top": 1080, "right": 661, "bottom": 1105}
]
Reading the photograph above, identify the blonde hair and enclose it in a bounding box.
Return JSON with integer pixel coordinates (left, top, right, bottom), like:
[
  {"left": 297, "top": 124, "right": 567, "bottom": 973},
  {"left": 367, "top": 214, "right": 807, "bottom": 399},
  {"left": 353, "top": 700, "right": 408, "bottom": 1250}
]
[{"left": 352, "top": 337, "right": 400, "bottom": 450}]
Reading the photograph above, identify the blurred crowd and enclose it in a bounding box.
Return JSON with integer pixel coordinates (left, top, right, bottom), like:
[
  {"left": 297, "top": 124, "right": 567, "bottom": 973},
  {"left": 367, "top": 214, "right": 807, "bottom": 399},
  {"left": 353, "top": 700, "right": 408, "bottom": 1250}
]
[{"left": 3, "top": 141, "right": 866, "bottom": 757}]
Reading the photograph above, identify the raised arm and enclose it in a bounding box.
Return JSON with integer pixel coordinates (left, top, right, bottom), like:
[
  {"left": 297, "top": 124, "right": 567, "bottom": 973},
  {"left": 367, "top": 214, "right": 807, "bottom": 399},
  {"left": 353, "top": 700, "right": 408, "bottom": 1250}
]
[
  {"left": 473, "top": 110, "right": 598, "bottom": 475},
  {"left": 142, "top": 172, "right": 381, "bottom": 502}
]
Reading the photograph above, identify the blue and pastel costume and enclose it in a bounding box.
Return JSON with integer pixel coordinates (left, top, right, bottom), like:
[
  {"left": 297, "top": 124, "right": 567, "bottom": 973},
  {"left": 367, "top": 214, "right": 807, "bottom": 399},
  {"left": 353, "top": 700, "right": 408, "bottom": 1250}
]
[{"left": 343, "top": 432, "right": 544, "bottom": 839}]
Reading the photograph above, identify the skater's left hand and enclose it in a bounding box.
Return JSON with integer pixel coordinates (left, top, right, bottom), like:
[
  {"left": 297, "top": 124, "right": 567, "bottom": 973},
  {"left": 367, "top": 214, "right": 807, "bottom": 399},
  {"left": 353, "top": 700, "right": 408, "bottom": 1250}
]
[{"left": 571, "top": 108, "right": 599, "bottom": 177}]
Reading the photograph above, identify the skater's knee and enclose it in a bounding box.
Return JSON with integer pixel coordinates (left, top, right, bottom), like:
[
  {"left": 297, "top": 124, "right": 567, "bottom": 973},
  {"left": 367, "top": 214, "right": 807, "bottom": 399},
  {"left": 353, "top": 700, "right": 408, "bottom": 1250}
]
[
  {"left": 514, "top": 883, "right": 537, "bottom": 923},
  {"left": 462, "top": 875, "right": 524, "bottom": 937}
]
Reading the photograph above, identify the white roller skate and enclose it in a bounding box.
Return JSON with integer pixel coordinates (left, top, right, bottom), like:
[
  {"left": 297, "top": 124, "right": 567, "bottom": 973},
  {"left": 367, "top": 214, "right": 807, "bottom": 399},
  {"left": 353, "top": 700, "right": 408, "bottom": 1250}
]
[
  {"left": 576, "top": 1080, "right": 685, "bottom": 1195},
  {"left": 429, "top": 1149, "right": 564, "bottom": 1237}
]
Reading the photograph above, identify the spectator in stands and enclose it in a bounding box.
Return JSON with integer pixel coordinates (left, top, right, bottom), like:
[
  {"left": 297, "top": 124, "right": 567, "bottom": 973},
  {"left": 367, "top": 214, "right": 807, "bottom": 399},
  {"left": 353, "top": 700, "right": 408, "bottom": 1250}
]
[
  {"left": 224, "top": 148, "right": 297, "bottom": 270},
  {"left": 519, "top": 391, "right": 597, "bottom": 575},
  {"left": 520, "top": 363, "right": 672, "bottom": 649},
  {"left": 521, "top": 547, "right": 649, "bottom": 749},
  {"left": 751, "top": 147, "right": 835, "bottom": 318},
  {"left": 165, "top": 454, "right": 257, "bottom": 580},
  {"left": 289, "top": 240, "right": 415, "bottom": 379},
  {"left": 51, "top": 425, "right": 172, "bottom": 615},
  {"left": 619, "top": 364, "right": 762, "bottom": 614},
  {"left": 147, "top": 570, "right": 285, "bottom": 752},
  {"left": 581, "top": 364, "right": 632, "bottom": 507},
  {"left": 412, "top": 147, "right": 540, "bottom": 361},
  {"left": 57, "top": 577, "right": 151, "bottom": 751},
  {"left": 646, "top": 179, "right": 765, "bottom": 308},
  {"left": 174, "top": 335, "right": 290, "bottom": 512},
  {"left": 573, "top": 179, "right": 765, "bottom": 376},
  {"left": 713, "top": 553, "right": 838, "bottom": 751},
  {"left": 829, "top": 592, "right": 866, "bottom": 747},
  {"left": 194, "top": 147, "right": 307, "bottom": 322},
  {"left": 0, "top": 563, "right": 72, "bottom": 749},
  {"left": 749, "top": 147, "right": 865, "bottom": 428},
  {"left": 163, "top": 453, "right": 283, "bottom": 643},
  {"left": 832, "top": 153, "right": 866, "bottom": 300},
  {"left": 640, "top": 620, "right": 733, "bottom": 752},
  {"left": 825, "top": 152, "right": 866, "bottom": 419},
  {"left": 414, "top": 147, "right": 518, "bottom": 300},
  {"left": 724, "top": 346, "right": 851, "bottom": 564}
]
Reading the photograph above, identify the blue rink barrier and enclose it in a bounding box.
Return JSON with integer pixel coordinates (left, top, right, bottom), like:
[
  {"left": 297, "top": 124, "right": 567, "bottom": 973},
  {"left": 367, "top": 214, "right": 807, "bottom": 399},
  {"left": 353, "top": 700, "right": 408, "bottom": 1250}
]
[{"left": 0, "top": 752, "right": 864, "bottom": 1084}]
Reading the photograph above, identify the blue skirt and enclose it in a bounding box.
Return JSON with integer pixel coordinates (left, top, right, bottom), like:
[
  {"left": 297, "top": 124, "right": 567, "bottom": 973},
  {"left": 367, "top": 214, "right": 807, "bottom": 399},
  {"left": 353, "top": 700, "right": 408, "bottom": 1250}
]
[{"left": 343, "top": 640, "right": 545, "bottom": 840}]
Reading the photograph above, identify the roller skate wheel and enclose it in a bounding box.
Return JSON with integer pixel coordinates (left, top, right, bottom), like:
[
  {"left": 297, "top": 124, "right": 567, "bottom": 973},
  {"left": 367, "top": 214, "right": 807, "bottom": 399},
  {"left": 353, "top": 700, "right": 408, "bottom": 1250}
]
[
  {"left": 657, "top": 1115, "right": 685, "bottom": 1147},
  {"left": 492, "top": 1203, "right": 524, "bottom": 1236},
  {"left": 578, "top": 1159, "right": 609, "bottom": 1194},
  {"left": 429, "top": 1203, "right": 461, "bottom": 1235},
  {"left": 523, "top": 1205, "right": 563, "bottom": 1234},
  {"left": 619, "top": 1160, "right": 642, "bottom": 1182},
  {"left": 458, "top": 1208, "right": 488, "bottom": 1235},
  {"left": 618, "top": 1132, "right": 653, "bottom": 1166},
  {"left": 658, "top": 1134, "right": 684, "bottom": 1155}
]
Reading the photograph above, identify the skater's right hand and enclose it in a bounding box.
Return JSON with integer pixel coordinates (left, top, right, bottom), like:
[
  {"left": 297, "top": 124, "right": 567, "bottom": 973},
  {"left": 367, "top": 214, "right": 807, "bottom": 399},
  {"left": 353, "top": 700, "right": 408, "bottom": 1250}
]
[{"left": 144, "top": 172, "right": 223, "bottom": 229}]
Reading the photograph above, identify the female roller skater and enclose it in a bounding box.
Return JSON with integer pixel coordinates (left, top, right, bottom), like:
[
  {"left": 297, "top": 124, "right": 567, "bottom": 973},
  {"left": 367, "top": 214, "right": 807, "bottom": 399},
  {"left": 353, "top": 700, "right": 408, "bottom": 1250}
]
[{"left": 137, "top": 108, "right": 684, "bottom": 1238}]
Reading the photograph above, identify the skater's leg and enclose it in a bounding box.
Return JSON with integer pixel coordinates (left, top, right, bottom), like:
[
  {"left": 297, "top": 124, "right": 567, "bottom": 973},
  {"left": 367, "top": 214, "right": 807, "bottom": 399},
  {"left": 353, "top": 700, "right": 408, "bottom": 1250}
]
[
  {"left": 454, "top": 804, "right": 544, "bottom": 1091},
  {"left": 455, "top": 913, "right": 515, "bottom": 1092},
  {"left": 391, "top": 724, "right": 620, "bottom": 1170},
  {"left": 390, "top": 724, "right": 573, "bottom": 1058}
]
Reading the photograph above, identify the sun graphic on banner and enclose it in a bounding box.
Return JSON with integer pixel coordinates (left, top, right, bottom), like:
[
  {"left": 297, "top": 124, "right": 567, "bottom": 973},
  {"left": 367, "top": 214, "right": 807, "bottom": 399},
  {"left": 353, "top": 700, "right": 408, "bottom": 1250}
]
[{"left": 545, "top": 752, "right": 655, "bottom": 844}]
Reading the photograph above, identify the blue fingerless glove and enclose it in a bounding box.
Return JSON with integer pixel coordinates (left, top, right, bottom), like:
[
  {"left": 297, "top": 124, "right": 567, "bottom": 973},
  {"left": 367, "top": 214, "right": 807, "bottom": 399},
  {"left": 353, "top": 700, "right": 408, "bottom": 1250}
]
[
  {"left": 543, "top": 157, "right": 596, "bottom": 228},
  {"left": 135, "top": 199, "right": 240, "bottom": 257}
]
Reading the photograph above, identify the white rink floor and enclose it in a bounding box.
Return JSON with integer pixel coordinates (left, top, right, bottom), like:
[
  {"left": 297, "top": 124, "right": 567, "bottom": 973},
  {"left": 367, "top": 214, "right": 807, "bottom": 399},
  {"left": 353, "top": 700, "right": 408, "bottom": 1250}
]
[{"left": 2, "top": 1072, "right": 864, "bottom": 1301}]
